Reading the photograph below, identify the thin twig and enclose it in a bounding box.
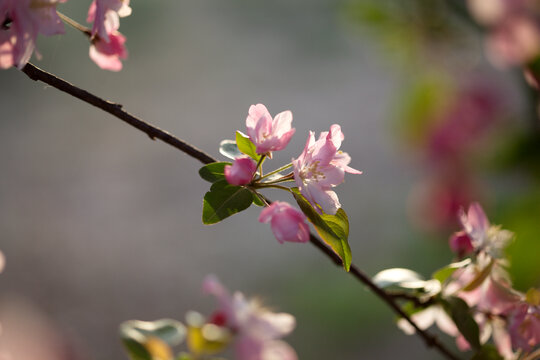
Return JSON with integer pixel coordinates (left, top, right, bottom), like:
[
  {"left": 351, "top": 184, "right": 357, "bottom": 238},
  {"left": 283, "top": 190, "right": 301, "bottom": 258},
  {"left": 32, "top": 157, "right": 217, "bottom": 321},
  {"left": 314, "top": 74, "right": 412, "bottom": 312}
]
[{"left": 18, "top": 62, "right": 460, "bottom": 360}]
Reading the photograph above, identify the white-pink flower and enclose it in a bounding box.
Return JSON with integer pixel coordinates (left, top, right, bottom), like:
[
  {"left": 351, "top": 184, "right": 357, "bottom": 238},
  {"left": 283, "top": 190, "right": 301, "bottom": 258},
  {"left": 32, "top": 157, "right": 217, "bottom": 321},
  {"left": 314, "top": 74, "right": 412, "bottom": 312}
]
[
  {"left": 87, "top": 0, "right": 130, "bottom": 71},
  {"left": 225, "top": 157, "right": 257, "bottom": 186},
  {"left": 246, "top": 104, "right": 295, "bottom": 156},
  {"left": 292, "top": 124, "right": 361, "bottom": 215},
  {"left": 0, "top": 0, "right": 66, "bottom": 69},
  {"left": 457, "top": 202, "right": 513, "bottom": 258},
  {"left": 507, "top": 291, "right": 540, "bottom": 353},
  {"left": 203, "top": 275, "right": 298, "bottom": 360},
  {"left": 87, "top": 0, "right": 131, "bottom": 42},
  {"left": 258, "top": 201, "right": 310, "bottom": 244}
]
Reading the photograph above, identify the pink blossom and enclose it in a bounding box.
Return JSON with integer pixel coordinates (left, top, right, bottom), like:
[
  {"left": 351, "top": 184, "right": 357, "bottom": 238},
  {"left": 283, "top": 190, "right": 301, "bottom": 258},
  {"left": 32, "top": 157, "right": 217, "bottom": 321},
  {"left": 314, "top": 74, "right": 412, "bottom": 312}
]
[
  {"left": 87, "top": 0, "right": 131, "bottom": 42},
  {"left": 456, "top": 202, "right": 513, "bottom": 258},
  {"left": 258, "top": 201, "right": 309, "bottom": 244},
  {"left": 292, "top": 124, "right": 361, "bottom": 215},
  {"left": 224, "top": 158, "right": 257, "bottom": 186},
  {"left": 89, "top": 29, "right": 127, "bottom": 71},
  {"left": 203, "top": 275, "right": 298, "bottom": 360},
  {"left": 245, "top": 104, "right": 295, "bottom": 156},
  {"left": 507, "top": 293, "right": 540, "bottom": 353},
  {"left": 0, "top": 0, "right": 66, "bottom": 69},
  {"left": 87, "top": 0, "right": 130, "bottom": 71}
]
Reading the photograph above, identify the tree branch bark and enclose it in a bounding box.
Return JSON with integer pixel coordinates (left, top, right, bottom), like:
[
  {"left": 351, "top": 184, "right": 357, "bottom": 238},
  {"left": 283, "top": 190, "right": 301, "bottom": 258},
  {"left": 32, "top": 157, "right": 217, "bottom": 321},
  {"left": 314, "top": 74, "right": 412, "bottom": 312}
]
[{"left": 19, "top": 62, "right": 460, "bottom": 360}]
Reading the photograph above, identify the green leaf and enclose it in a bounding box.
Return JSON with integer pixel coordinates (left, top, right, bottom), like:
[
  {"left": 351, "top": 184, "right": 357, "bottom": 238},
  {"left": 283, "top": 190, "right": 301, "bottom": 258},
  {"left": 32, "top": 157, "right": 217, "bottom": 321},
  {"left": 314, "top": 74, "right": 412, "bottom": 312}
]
[
  {"left": 442, "top": 297, "right": 481, "bottom": 351},
  {"left": 291, "top": 188, "right": 352, "bottom": 271},
  {"left": 202, "top": 180, "right": 253, "bottom": 224},
  {"left": 219, "top": 139, "right": 243, "bottom": 160},
  {"left": 236, "top": 131, "right": 261, "bottom": 161},
  {"left": 432, "top": 258, "right": 471, "bottom": 284},
  {"left": 120, "top": 319, "right": 186, "bottom": 360},
  {"left": 251, "top": 192, "right": 265, "bottom": 207},
  {"left": 199, "top": 162, "right": 231, "bottom": 183},
  {"left": 372, "top": 268, "right": 427, "bottom": 290},
  {"left": 471, "top": 345, "right": 504, "bottom": 360}
]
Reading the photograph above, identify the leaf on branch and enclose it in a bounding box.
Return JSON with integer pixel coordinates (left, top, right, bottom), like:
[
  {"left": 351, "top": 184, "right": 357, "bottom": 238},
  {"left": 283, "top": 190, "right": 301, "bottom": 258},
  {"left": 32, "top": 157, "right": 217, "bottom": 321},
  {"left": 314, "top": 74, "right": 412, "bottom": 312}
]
[
  {"left": 442, "top": 296, "right": 481, "bottom": 351},
  {"left": 219, "top": 139, "right": 243, "bottom": 160},
  {"left": 202, "top": 180, "right": 254, "bottom": 224},
  {"left": 120, "top": 319, "right": 186, "bottom": 360},
  {"left": 236, "top": 131, "right": 261, "bottom": 161},
  {"left": 372, "top": 268, "right": 427, "bottom": 290},
  {"left": 432, "top": 258, "right": 471, "bottom": 285},
  {"left": 199, "top": 162, "right": 232, "bottom": 183},
  {"left": 471, "top": 345, "right": 504, "bottom": 360},
  {"left": 291, "top": 188, "right": 352, "bottom": 271}
]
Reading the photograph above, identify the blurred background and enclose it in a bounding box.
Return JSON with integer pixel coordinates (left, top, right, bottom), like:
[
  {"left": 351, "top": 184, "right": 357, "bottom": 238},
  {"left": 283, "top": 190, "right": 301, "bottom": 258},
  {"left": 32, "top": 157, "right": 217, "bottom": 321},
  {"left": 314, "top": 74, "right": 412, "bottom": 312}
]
[{"left": 0, "top": 0, "right": 539, "bottom": 359}]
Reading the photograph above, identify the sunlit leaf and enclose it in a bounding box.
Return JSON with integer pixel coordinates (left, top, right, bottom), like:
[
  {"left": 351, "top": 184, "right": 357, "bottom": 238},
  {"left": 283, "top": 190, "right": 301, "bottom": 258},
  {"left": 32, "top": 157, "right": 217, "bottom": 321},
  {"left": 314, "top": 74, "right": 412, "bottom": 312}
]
[
  {"left": 120, "top": 319, "right": 186, "bottom": 360},
  {"left": 199, "top": 162, "right": 231, "bottom": 183},
  {"left": 236, "top": 131, "right": 261, "bottom": 161},
  {"left": 372, "top": 268, "right": 426, "bottom": 290},
  {"left": 219, "top": 139, "right": 243, "bottom": 160},
  {"left": 202, "top": 180, "right": 253, "bottom": 224},
  {"left": 292, "top": 188, "right": 352, "bottom": 271},
  {"left": 432, "top": 258, "right": 471, "bottom": 284},
  {"left": 442, "top": 297, "right": 481, "bottom": 351}
]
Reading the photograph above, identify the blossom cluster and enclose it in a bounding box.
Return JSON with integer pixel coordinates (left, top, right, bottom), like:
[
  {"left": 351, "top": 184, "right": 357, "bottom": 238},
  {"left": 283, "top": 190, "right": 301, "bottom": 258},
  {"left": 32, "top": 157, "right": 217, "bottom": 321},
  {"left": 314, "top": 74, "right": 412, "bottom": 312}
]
[
  {"left": 222, "top": 103, "right": 361, "bottom": 246},
  {"left": 467, "top": 0, "right": 540, "bottom": 88},
  {"left": 120, "top": 276, "right": 298, "bottom": 360},
  {"left": 396, "top": 203, "right": 539, "bottom": 359},
  {"left": 0, "top": 0, "right": 130, "bottom": 71}
]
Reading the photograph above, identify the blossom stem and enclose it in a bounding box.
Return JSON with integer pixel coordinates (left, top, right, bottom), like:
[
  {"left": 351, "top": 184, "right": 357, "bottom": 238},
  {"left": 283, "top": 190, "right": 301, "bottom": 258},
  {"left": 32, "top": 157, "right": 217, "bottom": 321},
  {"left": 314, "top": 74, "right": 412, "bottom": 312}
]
[
  {"left": 19, "top": 63, "right": 460, "bottom": 360},
  {"left": 260, "top": 173, "right": 294, "bottom": 185},
  {"left": 253, "top": 184, "right": 291, "bottom": 192},
  {"left": 56, "top": 11, "right": 92, "bottom": 37},
  {"left": 258, "top": 163, "right": 293, "bottom": 181},
  {"left": 253, "top": 154, "right": 266, "bottom": 180}
]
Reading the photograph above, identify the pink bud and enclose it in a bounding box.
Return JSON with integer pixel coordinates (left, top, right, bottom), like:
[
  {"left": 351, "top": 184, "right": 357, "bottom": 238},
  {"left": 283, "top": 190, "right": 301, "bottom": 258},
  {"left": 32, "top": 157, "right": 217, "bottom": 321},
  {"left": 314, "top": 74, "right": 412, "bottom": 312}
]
[
  {"left": 449, "top": 231, "right": 474, "bottom": 258},
  {"left": 259, "top": 202, "right": 310, "bottom": 244},
  {"left": 224, "top": 158, "right": 256, "bottom": 186}
]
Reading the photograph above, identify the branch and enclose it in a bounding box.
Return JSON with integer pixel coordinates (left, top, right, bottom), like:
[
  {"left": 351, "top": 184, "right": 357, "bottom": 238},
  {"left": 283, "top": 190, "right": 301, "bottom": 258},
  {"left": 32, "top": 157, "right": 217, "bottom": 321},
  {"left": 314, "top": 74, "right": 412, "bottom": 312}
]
[{"left": 19, "top": 62, "right": 460, "bottom": 360}]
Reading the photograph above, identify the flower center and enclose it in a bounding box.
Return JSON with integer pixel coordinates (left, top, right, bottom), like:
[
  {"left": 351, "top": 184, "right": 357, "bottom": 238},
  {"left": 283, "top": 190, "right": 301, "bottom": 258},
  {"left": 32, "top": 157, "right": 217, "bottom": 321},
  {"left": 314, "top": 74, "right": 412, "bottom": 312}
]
[{"left": 299, "top": 160, "right": 325, "bottom": 182}]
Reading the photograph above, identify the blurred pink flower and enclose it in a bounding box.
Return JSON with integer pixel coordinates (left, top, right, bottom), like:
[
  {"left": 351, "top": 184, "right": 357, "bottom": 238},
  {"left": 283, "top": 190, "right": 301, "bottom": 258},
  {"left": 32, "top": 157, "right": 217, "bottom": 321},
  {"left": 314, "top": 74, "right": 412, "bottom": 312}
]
[
  {"left": 292, "top": 124, "right": 361, "bottom": 215},
  {"left": 245, "top": 104, "right": 295, "bottom": 156},
  {"left": 467, "top": 0, "right": 540, "bottom": 67},
  {"left": 203, "top": 275, "right": 298, "bottom": 360},
  {"left": 258, "top": 201, "right": 309, "bottom": 244},
  {"left": 507, "top": 293, "right": 540, "bottom": 353},
  {"left": 0, "top": 0, "right": 66, "bottom": 69},
  {"left": 87, "top": 0, "right": 129, "bottom": 71},
  {"left": 224, "top": 157, "right": 257, "bottom": 186}
]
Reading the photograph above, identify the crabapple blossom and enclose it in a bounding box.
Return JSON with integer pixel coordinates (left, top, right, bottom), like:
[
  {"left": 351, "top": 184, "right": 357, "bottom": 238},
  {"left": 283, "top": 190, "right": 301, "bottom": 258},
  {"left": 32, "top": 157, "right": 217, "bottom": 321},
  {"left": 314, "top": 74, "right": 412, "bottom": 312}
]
[
  {"left": 258, "top": 201, "right": 309, "bottom": 244},
  {"left": 245, "top": 104, "right": 295, "bottom": 156},
  {"left": 87, "top": 0, "right": 131, "bottom": 42},
  {"left": 292, "top": 124, "right": 361, "bottom": 215},
  {"left": 203, "top": 275, "right": 298, "bottom": 360},
  {"left": 456, "top": 202, "right": 513, "bottom": 258},
  {"left": 87, "top": 0, "right": 130, "bottom": 71},
  {"left": 0, "top": 0, "right": 66, "bottom": 69},
  {"left": 507, "top": 289, "right": 540, "bottom": 353},
  {"left": 224, "top": 157, "right": 257, "bottom": 186}
]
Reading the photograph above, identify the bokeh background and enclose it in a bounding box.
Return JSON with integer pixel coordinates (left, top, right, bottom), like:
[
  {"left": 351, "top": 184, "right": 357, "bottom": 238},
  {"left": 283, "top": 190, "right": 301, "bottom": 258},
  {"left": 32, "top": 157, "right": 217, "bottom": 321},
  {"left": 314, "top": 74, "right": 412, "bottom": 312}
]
[{"left": 1, "top": 1, "right": 539, "bottom": 359}]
